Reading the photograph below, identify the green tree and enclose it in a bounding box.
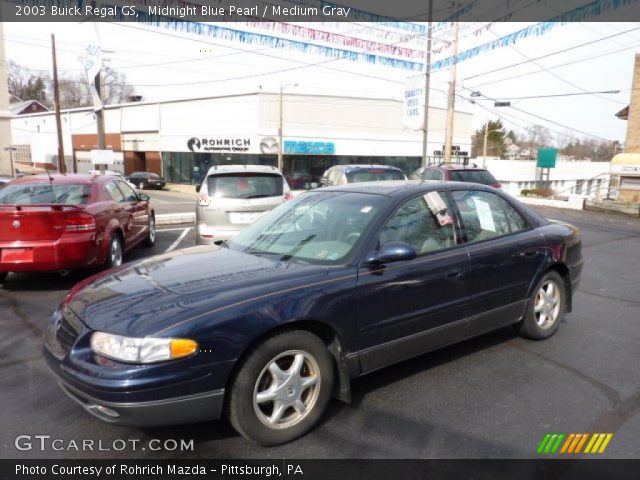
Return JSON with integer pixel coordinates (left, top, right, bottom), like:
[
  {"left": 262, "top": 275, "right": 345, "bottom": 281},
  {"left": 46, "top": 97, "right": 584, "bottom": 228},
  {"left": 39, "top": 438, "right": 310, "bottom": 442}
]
[
  {"left": 8, "top": 61, "right": 50, "bottom": 105},
  {"left": 471, "top": 119, "right": 507, "bottom": 158}
]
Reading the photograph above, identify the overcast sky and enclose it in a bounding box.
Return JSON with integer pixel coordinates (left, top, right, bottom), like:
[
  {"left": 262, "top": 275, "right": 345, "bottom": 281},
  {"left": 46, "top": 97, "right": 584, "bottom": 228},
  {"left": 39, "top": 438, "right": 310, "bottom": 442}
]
[{"left": 3, "top": 18, "right": 638, "bottom": 144}]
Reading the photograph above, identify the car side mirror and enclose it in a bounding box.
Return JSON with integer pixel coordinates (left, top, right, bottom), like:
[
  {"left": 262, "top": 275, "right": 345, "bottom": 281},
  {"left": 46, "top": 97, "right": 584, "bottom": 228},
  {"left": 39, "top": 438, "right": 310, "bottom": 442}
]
[
  {"left": 195, "top": 185, "right": 201, "bottom": 193},
  {"left": 368, "top": 242, "right": 417, "bottom": 264},
  {"left": 138, "top": 193, "right": 150, "bottom": 202}
]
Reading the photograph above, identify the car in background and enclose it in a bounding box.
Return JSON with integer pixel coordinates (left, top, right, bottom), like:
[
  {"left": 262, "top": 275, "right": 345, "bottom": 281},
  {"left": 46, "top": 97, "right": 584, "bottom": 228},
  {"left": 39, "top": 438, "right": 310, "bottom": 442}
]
[
  {"left": 126, "top": 171, "right": 166, "bottom": 190},
  {"left": 195, "top": 165, "right": 292, "bottom": 245},
  {"left": 0, "top": 176, "right": 12, "bottom": 188},
  {"left": 320, "top": 164, "right": 406, "bottom": 187},
  {"left": 411, "top": 164, "right": 501, "bottom": 188},
  {"left": 0, "top": 174, "right": 155, "bottom": 282},
  {"left": 88, "top": 170, "right": 137, "bottom": 191},
  {"left": 43, "top": 181, "right": 582, "bottom": 445}
]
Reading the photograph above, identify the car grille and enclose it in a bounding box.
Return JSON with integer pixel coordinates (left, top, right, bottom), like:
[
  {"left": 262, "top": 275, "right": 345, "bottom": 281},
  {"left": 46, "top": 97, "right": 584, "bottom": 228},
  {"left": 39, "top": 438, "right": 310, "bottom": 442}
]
[{"left": 55, "top": 308, "right": 83, "bottom": 353}]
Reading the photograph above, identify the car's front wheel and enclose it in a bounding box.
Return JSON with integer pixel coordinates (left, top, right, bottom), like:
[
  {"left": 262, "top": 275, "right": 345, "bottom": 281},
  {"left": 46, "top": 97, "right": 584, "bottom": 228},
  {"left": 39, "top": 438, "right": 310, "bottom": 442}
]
[
  {"left": 516, "top": 271, "right": 566, "bottom": 340},
  {"left": 228, "top": 330, "right": 334, "bottom": 446},
  {"left": 142, "top": 215, "right": 156, "bottom": 248}
]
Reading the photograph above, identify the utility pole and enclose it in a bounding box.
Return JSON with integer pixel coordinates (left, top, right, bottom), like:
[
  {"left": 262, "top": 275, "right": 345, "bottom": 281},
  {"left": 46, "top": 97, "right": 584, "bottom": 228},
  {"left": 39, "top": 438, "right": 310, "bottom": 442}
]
[
  {"left": 95, "top": 71, "right": 106, "bottom": 174},
  {"left": 278, "top": 83, "right": 297, "bottom": 173},
  {"left": 483, "top": 122, "right": 489, "bottom": 168},
  {"left": 443, "top": 21, "right": 459, "bottom": 165},
  {"left": 51, "top": 34, "right": 65, "bottom": 174},
  {"left": 421, "top": 0, "right": 433, "bottom": 167}
]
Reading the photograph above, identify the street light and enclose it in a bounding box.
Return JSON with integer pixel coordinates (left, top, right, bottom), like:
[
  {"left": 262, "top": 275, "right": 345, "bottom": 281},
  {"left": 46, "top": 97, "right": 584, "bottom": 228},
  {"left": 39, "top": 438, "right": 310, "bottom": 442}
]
[{"left": 278, "top": 82, "right": 298, "bottom": 172}]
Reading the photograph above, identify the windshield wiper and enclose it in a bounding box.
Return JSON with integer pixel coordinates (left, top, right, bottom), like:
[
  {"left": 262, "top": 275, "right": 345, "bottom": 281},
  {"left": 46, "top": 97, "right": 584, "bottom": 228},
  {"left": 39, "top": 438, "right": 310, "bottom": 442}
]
[
  {"left": 280, "top": 234, "right": 316, "bottom": 261},
  {"left": 244, "top": 194, "right": 272, "bottom": 199}
]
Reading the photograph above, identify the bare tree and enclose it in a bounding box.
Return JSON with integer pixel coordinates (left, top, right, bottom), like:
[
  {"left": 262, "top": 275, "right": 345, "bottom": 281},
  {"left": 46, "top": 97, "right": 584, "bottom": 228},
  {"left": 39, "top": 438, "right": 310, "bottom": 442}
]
[{"left": 8, "top": 61, "right": 50, "bottom": 106}]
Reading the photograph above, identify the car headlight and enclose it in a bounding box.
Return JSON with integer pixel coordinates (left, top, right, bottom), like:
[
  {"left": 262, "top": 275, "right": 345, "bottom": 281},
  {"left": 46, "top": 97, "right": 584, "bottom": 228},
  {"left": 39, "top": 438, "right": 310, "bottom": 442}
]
[{"left": 90, "top": 332, "right": 198, "bottom": 364}]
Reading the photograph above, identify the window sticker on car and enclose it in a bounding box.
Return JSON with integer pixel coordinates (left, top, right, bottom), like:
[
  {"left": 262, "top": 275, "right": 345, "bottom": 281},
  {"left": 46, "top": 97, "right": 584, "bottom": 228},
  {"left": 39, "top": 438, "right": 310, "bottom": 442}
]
[{"left": 472, "top": 197, "right": 496, "bottom": 232}]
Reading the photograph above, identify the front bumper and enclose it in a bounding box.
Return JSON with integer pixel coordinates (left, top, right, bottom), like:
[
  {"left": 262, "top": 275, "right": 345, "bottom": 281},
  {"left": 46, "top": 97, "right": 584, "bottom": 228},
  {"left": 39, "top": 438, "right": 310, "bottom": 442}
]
[{"left": 57, "top": 379, "right": 224, "bottom": 427}]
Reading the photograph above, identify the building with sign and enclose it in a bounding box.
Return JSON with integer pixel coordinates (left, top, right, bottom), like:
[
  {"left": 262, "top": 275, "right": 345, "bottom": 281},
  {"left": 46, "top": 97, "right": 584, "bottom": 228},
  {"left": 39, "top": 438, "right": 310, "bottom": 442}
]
[{"left": 10, "top": 92, "right": 473, "bottom": 185}]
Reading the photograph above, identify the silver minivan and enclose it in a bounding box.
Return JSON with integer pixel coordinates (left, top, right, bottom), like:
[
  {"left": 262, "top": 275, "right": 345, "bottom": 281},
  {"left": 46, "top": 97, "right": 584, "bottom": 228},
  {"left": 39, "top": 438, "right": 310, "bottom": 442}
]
[{"left": 195, "top": 165, "right": 292, "bottom": 244}]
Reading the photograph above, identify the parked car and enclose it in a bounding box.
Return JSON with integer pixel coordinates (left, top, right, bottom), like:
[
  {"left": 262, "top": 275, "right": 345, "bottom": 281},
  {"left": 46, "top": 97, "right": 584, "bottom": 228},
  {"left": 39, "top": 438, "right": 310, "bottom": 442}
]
[
  {"left": 411, "top": 164, "right": 502, "bottom": 188},
  {"left": 0, "top": 176, "right": 12, "bottom": 187},
  {"left": 195, "top": 164, "right": 292, "bottom": 245},
  {"left": 88, "top": 170, "right": 137, "bottom": 191},
  {"left": 126, "top": 171, "right": 166, "bottom": 190},
  {"left": 0, "top": 174, "right": 155, "bottom": 282},
  {"left": 44, "top": 180, "right": 582, "bottom": 446},
  {"left": 320, "top": 164, "right": 406, "bottom": 186}
]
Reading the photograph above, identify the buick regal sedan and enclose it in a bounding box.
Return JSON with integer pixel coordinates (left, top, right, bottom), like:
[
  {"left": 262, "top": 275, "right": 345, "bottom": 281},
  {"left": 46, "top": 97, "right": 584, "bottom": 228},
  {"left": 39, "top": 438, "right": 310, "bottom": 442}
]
[{"left": 44, "top": 181, "right": 583, "bottom": 446}]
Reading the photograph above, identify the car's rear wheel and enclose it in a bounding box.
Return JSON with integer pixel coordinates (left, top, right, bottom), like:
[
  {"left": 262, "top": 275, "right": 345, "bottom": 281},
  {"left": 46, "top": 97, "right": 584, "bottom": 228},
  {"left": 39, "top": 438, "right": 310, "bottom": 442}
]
[
  {"left": 142, "top": 215, "right": 156, "bottom": 248},
  {"left": 516, "top": 271, "right": 565, "bottom": 340},
  {"left": 228, "top": 330, "right": 334, "bottom": 446},
  {"left": 105, "top": 235, "right": 123, "bottom": 269}
]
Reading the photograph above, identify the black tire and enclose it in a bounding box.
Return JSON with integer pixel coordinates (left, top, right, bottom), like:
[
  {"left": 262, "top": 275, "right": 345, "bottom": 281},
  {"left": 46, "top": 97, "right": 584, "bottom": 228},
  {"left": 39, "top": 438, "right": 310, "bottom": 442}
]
[
  {"left": 142, "top": 215, "right": 156, "bottom": 248},
  {"left": 516, "top": 271, "right": 566, "bottom": 340},
  {"left": 105, "top": 235, "right": 123, "bottom": 269},
  {"left": 228, "top": 330, "right": 334, "bottom": 446},
  {"left": 0, "top": 271, "right": 7, "bottom": 283}
]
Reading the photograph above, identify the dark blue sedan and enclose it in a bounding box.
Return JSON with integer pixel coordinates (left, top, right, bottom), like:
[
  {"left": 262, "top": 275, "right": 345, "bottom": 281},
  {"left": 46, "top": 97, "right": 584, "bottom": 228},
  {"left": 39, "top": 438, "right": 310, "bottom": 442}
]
[{"left": 44, "top": 181, "right": 583, "bottom": 446}]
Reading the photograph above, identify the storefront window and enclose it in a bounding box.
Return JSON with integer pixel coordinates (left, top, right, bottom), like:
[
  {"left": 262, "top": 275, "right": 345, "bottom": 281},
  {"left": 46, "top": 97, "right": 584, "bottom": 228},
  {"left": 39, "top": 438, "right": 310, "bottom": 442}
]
[{"left": 164, "top": 153, "right": 277, "bottom": 184}]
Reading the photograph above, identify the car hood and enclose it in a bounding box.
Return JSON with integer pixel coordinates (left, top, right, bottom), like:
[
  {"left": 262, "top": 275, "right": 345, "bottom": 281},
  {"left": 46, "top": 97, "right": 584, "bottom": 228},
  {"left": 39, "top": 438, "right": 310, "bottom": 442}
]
[{"left": 67, "top": 245, "right": 330, "bottom": 337}]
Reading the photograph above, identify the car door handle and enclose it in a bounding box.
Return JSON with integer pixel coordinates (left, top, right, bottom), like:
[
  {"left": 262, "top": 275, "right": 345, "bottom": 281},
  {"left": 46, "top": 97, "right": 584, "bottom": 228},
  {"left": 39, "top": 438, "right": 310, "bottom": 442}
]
[
  {"left": 519, "top": 249, "right": 538, "bottom": 258},
  {"left": 445, "top": 268, "right": 464, "bottom": 279}
]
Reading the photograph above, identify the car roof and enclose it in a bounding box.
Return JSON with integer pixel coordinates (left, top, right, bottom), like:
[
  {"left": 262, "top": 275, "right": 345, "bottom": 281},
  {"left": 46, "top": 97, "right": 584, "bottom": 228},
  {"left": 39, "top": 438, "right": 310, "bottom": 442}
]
[
  {"left": 8, "top": 173, "right": 112, "bottom": 185},
  {"left": 318, "top": 180, "right": 499, "bottom": 197},
  {"left": 333, "top": 164, "right": 403, "bottom": 172},
  {"left": 427, "top": 164, "right": 488, "bottom": 171},
  {"left": 205, "top": 164, "right": 282, "bottom": 175}
]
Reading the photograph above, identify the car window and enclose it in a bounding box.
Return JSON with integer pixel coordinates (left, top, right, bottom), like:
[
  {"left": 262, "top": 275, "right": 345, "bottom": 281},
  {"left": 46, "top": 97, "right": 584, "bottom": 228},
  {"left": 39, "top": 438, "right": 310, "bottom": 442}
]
[
  {"left": 105, "top": 181, "right": 125, "bottom": 202},
  {"left": 347, "top": 169, "right": 405, "bottom": 183},
  {"left": 500, "top": 197, "right": 529, "bottom": 232},
  {"left": 450, "top": 170, "right": 498, "bottom": 185},
  {"left": 116, "top": 181, "right": 139, "bottom": 202},
  {"left": 378, "top": 192, "right": 456, "bottom": 255},
  {"left": 230, "top": 191, "right": 387, "bottom": 264},
  {"left": 409, "top": 168, "right": 423, "bottom": 181},
  {"left": 0, "top": 183, "right": 92, "bottom": 205},
  {"left": 207, "top": 173, "right": 283, "bottom": 199},
  {"left": 424, "top": 169, "right": 443, "bottom": 181},
  {"left": 452, "top": 190, "right": 511, "bottom": 243}
]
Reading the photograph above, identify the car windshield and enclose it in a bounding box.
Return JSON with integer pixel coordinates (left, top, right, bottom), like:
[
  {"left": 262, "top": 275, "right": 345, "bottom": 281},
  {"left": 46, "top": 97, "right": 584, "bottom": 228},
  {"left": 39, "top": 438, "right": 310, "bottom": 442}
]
[
  {"left": 450, "top": 170, "right": 497, "bottom": 185},
  {"left": 230, "top": 191, "right": 386, "bottom": 264},
  {"left": 149, "top": 173, "right": 160, "bottom": 179},
  {"left": 346, "top": 169, "right": 405, "bottom": 183},
  {"left": 0, "top": 183, "right": 92, "bottom": 205},
  {"left": 207, "top": 173, "right": 283, "bottom": 199}
]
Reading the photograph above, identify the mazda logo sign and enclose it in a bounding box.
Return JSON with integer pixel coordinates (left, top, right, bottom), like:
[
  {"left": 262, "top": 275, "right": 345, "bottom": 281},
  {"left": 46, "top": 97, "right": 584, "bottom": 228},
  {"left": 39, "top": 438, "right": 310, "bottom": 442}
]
[
  {"left": 260, "top": 137, "right": 278, "bottom": 154},
  {"left": 12, "top": 220, "right": 21, "bottom": 229}
]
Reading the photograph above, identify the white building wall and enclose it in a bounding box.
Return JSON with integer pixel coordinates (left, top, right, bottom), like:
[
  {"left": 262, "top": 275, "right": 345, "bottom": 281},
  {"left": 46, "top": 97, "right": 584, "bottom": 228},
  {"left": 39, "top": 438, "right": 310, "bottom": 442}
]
[{"left": 485, "top": 159, "right": 611, "bottom": 198}]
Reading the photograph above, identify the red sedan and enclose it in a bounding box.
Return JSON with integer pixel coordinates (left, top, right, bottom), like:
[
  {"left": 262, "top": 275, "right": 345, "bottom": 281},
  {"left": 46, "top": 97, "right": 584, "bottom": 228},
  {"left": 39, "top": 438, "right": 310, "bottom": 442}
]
[{"left": 0, "top": 174, "right": 155, "bottom": 282}]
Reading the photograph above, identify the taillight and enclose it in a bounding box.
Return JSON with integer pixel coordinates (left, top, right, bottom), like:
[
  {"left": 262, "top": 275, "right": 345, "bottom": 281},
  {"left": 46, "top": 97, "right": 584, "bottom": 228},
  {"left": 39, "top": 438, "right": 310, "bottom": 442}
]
[
  {"left": 65, "top": 212, "right": 96, "bottom": 233},
  {"left": 283, "top": 191, "right": 293, "bottom": 201},
  {"left": 198, "top": 192, "right": 209, "bottom": 205},
  {"left": 491, "top": 182, "right": 502, "bottom": 189}
]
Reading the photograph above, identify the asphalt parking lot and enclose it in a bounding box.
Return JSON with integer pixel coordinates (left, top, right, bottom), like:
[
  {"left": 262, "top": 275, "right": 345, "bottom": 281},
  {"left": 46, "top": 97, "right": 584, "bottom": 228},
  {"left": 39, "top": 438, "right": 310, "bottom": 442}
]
[{"left": 1, "top": 206, "right": 639, "bottom": 459}]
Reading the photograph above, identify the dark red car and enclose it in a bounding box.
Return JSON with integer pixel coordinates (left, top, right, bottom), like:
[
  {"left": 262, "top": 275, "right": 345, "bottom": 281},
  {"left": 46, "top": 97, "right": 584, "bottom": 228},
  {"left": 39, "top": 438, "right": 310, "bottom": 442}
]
[
  {"left": 0, "top": 174, "right": 155, "bottom": 282},
  {"left": 411, "top": 164, "right": 502, "bottom": 188}
]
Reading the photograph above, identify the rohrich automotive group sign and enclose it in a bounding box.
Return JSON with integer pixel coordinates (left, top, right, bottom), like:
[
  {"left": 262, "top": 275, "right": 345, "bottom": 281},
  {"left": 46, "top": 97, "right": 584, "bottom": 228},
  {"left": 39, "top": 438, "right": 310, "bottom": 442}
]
[{"left": 187, "top": 137, "right": 251, "bottom": 153}]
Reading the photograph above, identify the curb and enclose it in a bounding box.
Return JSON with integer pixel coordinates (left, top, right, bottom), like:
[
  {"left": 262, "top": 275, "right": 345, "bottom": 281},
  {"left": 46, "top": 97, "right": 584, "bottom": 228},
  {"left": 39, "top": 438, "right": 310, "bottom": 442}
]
[{"left": 156, "top": 213, "right": 195, "bottom": 225}]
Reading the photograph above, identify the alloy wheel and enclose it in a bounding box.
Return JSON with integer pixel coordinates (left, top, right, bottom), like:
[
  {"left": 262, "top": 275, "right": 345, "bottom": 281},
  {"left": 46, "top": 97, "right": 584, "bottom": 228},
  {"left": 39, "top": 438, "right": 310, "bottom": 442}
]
[
  {"left": 110, "top": 238, "right": 123, "bottom": 267},
  {"left": 253, "top": 350, "right": 321, "bottom": 430},
  {"left": 534, "top": 280, "right": 561, "bottom": 328}
]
